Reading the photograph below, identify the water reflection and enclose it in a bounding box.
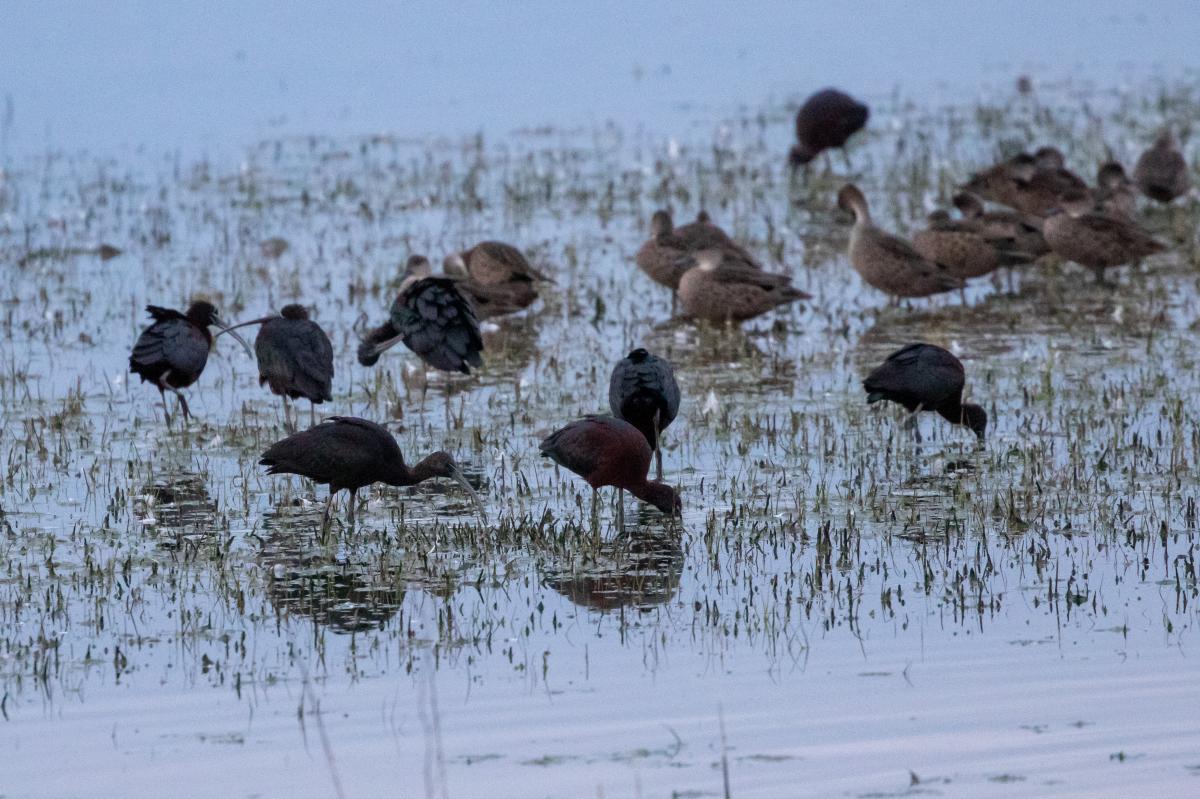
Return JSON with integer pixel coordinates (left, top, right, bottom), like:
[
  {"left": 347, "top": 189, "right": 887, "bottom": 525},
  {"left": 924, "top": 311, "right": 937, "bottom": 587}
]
[
  {"left": 542, "top": 524, "right": 683, "bottom": 611},
  {"left": 138, "top": 469, "right": 218, "bottom": 542},
  {"left": 258, "top": 506, "right": 404, "bottom": 634}
]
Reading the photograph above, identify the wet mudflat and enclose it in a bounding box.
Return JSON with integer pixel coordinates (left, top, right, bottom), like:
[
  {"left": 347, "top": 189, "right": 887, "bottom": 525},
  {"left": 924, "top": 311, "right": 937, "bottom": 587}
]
[{"left": 2, "top": 79, "right": 1200, "bottom": 798}]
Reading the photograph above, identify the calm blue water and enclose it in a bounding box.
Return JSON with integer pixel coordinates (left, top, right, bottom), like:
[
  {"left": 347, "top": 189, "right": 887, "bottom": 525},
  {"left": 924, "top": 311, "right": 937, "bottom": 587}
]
[{"left": 2, "top": 1, "right": 1197, "bottom": 160}]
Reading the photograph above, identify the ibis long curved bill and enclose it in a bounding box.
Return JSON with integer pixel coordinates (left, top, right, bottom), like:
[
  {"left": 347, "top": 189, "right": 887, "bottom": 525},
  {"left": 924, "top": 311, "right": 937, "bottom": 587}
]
[
  {"left": 211, "top": 316, "right": 259, "bottom": 358},
  {"left": 449, "top": 464, "right": 488, "bottom": 525}
]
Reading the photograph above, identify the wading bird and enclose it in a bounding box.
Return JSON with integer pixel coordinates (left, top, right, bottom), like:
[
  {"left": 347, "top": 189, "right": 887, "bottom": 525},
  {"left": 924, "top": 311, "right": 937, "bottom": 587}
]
[
  {"left": 1133, "top": 129, "right": 1191, "bottom": 203},
  {"left": 788, "top": 88, "right": 869, "bottom": 169},
  {"left": 635, "top": 210, "right": 761, "bottom": 309},
  {"left": 222, "top": 304, "right": 333, "bottom": 427},
  {"left": 357, "top": 255, "right": 484, "bottom": 374},
  {"left": 609, "top": 348, "right": 680, "bottom": 480},
  {"left": 837, "top": 185, "right": 964, "bottom": 301},
  {"left": 913, "top": 210, "right": 1035, "bottom": 287},
  {"left": 540, "top": 415, "right": 681, "bottom": 531},
  {"left": 863, "top": 343, "right": 987, "bottom": 443},
  {"left": 1094, "top": 162, "right": 1138, "bottom": 218},
  {"left": 129, "top": 301, "right": 252, "bottom": 424},
  {"left": 442, "top": 241, "right": 551, "bottom": 319},
  {"left": 1042, "top": 190, "right": 1166, "bottom": 284},
  {"left": 259, "top": 416, "right": 485, "bottom": 528}
]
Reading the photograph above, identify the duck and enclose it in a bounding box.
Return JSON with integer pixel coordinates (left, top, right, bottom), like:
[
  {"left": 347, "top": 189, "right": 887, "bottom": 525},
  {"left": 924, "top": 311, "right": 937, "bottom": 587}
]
[
  {"left": 1133, "top": 130, "right": 1191, "bottom": 203},
  {"left": 837, "top": 185, "right": 964, "bottom": 300},
  {"left": 676, "top": 248, "right": 809, "bottom": 323},
  {"left": 951, "top": 193, "right": 1049, "bottom": 259},
  {"left": 1094, "top": 162, "right": 1138, "bottom": 218},
  {"left": 963, "top": 150, "right": 1088, "bottom": 216},
  {"left": 442, "top": 241, "right": 550, "bottom": 319},
  {"left": 912, "top": 211, "right": 1034, "bottom": 282},
  {"left": 1042, "top": 190, "right": 1167, "bottom": 283}
]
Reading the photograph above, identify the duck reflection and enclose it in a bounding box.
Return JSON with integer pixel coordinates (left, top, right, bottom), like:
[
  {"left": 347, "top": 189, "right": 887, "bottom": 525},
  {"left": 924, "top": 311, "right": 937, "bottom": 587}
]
[
  {"left": 258, "top": 506, "right": 403, "bottom": 634},
  {"left": 543, "top": 525, "right": 683, "bottom": 611}
]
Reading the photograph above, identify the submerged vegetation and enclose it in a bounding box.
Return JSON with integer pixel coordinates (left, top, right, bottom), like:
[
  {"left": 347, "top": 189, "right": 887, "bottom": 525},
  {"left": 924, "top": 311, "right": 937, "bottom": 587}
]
[{"left": 2, "top": 77, "right": 1200, "bottom": 796}]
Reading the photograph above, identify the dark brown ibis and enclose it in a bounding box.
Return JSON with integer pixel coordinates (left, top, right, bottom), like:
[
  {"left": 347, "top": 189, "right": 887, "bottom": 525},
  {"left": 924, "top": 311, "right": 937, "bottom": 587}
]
[
  {"left": 129, "top": 301, "right": 252, "bottom": 424},
  {"left": 357, "top": 255, "right": 484, "bottom": 374},
  {"left": 608, "top": 348, "right": 680, "bottom": 481},
  {"left": 221, "top": 304, "right": 334, "bottom": 427},
  {"left": 540, "top": 415, "right": 681, "bottom": 531},
  {"left": 788, "top": 88, "right": 869, "bottom": 169},
  {"left": 863, "top": 343, "right": 987, "bottom": 443},
  {"left": 259, "top": 416, "right": 485, "bottom": 528}
]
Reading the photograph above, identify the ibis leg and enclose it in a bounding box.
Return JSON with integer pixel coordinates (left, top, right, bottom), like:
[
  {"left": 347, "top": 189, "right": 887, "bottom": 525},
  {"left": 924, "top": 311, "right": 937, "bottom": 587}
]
[
  {"left": 653, "top": 413, "right": 663, "bottom": 481},
  {"left": 617, "top": 490, "right": 625, "bottom": 533},
  {"left": 310, "top": 401, "right": 316, "bottom": 428},
  {"left": 170, "top": 388, "right": 191, "bottom": 421},
  {"left": 157, "top": 387, "right": 172, "bottom": 428},
  {"left": 590, "top": 488, "right": 599, "bottom": 535},
  {"left": 348, "top": 488, "right": 357, "bottom": 526},
  {"left": 321, "top": 493, "right": 334, "bottom": 533}
]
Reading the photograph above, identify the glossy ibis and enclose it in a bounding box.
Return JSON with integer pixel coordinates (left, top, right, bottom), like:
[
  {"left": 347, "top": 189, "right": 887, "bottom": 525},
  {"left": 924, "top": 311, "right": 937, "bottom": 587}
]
[
  {"left": 863, "top": 343, "right": 987, "bottom": 443},
  {"left": 129, "top": 301, "right": 252, "bottom": 424},
  {"left": 676, "top": 248, "right": 809, "bottom": 323},
  {"left": 1095, "top": 162, "right": 1138, "bottom": 218},
  {"left": 1133, "top": 130, "right": 1191, "bottom": 203},
  {"left": 442, "top": 241, "right": 551, "bottom": 319},
  {"left": 1042, "top": 190, "right": 1166, "bottom": 283},
  {"left": 608, "top": 348, "right": 680, "bottom": 480},
  {"left": 788, "top": 88, "right": 869, "bottom": 169},
  {"left": 222, "top": 304, "right": 333, "bottom": 427},
  {"left": 260, "top": 416, "right": 485, "bottom": 528},
  {"left": 357, "top": 255, "right": 484, "bottom": 374},
  {"left": 540, "top": 415, "right": 681, "bottom": 531},
  {"left": 837, "top": 185, "right": 963, "bottom": 301}
]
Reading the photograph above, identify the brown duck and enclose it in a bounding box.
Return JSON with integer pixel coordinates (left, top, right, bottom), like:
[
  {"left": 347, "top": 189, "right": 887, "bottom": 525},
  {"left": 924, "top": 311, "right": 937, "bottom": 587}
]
[
  {"left": 1133, "top": 130, "right": 1191, "bottom": 203},
  {"left": 912, "top": 211, "right": 1035, "bottom": 281},
  {"left": 952, "top": 193, "right": 1049, "bottom": 259},
  {"left": 1043, "top": 190, "right": 1167, "bottom": 283},
  {"left": 443, "top": 241, "right": 550, "bottom": 319},
  {"left": 1094, "top": 162, "right": 1138, "bottom": 218},
  {"left": 676, "top": 248, "right": 809, "bottom": 323},
  {"left": 963, "top": 150, "right": 1088, "bottom": 216},
  {"left": 838, "top": 185, "right": 964, "bottom": 299}
]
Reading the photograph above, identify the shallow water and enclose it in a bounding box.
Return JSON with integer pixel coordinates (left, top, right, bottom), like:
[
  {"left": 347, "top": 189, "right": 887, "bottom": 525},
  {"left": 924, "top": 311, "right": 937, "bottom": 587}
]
[{"left": 4, "top": 7, "right": 1200, "bottom": 799}]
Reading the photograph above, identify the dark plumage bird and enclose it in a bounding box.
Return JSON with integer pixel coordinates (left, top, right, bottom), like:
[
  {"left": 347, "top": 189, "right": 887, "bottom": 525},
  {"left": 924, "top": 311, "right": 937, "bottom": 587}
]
[
  {"left": 540, "top": 415, "right": 681, "bottom": 530},
  {"left": 863, "top": 343, "right": 987, "bottom": 443},
  {"left": 357, "top": 255, "right": 484, "bottom": 374},
  {"left": 442, "top": 241, "right": 551, "bottom": 320},
  {"left": 1133, "top": 129, "right": 1191, "bottom": 204},
  {"left": 128, "top": 301, "right": 251, "bottom": 424},
  {"left": 221, "top": 304, "right": 333, "bottom": 427},
  {"left": 259, "top": 416, "right": 484, "bottom": 528},
  {"left": 788, "top": 88, "right": 869, "bottom": 168},
  {"left": 608, "top": 348, "right": 681, "bottom": 480}
]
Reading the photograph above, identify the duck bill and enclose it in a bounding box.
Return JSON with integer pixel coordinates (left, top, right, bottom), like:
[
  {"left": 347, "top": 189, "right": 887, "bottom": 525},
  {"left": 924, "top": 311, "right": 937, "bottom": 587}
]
[
  {"left": 449, "top": 465, "right": 488, "bottom": 525},
  {"left": 211, "top": 316, "right": 259, "bottom": 358}
]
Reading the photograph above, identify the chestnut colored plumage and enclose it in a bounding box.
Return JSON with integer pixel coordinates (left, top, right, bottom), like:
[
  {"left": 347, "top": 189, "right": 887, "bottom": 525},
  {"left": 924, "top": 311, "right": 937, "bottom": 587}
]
[
  {"left": 608, "top": 348, "right": 681, "bottom": 480},
  {"left": 129, "top": 301, "right": 251, "bottom": 423},
  {"left": 838, "top": 185, "right": 963, "bottom": 300},
  {"left": 1133, "top": 130, "right": 1191, "bottom": 204},
  {"left": 1042, "top": 190, "right": 1166, "bottom": 283},
  {"left": 863, "top": 343, "right": 987, "bottom": 442},
  {"left": 789, "top": 88, "right": 869, "bottom": 167},
  {"left": 357, "top": 255, "right": 483, "bottom": 374},
  {"left": 443, "top": 241, "right": 550, "bottom": 319},
  {"left": 259, "top": 416, "right": 484, "bottom": 528},
  {"left": 540, "top": 415, "right": 681, "bottom": 530}
]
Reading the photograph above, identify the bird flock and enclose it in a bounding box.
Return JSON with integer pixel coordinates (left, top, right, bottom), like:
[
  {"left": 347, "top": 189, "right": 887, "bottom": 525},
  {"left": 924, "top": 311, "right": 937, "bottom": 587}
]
[{"left": 126, "top": 85, "right": 1193, "bottom": 530}]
